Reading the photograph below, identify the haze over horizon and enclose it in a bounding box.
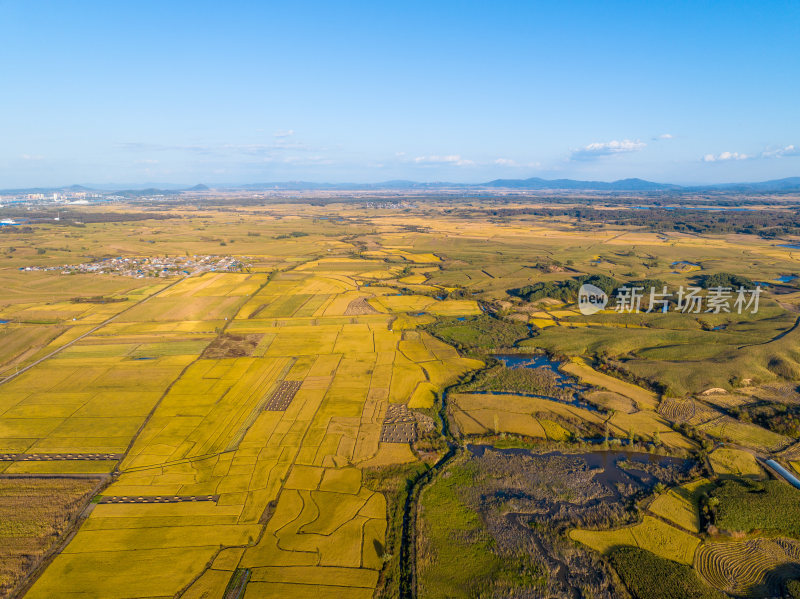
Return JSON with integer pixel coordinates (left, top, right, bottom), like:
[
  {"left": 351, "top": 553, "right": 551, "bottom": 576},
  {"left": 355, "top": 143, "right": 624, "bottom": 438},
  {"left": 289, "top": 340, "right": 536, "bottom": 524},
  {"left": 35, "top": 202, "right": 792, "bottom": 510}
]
[{"left": 2, "top": 0, "right": 799, "bottom": 188}]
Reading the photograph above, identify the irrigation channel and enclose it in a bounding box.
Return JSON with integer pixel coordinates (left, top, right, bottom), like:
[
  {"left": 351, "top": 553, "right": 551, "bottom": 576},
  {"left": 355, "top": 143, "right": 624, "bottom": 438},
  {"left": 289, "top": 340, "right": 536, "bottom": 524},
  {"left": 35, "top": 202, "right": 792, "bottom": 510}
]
[{"left": 396, "top": 351, "right": 668, "bottom": 598}]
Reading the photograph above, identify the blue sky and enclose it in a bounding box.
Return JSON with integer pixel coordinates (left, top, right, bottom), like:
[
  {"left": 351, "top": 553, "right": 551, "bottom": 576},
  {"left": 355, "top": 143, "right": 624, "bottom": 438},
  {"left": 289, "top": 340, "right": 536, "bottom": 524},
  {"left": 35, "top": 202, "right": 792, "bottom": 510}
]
[{"left": 1, "top": 0, "right": 799, "bottom": 187}]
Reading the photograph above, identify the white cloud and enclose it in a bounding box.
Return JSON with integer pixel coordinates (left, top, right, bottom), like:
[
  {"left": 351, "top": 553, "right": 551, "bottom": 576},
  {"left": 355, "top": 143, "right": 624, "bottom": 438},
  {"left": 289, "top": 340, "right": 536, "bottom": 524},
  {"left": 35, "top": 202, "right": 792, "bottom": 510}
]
[
  {"left": 762, "top": 144, "right": 800, "bottom": 158},
  {"left": 277, "top": 155, "right": 334, "bottom": 166},
  {"left": 120, "top": 140, "right": 309, "bottom": 155},
  {"left": 274, "top": 129, "right": 294, "bottom": 138},
  {"left": 493, "top": 158, "right": 518, "bottom": 166},
  {"left": 702, "top": 145, "right": 799, "bottom": 162},
  {"left": 702, "top": 151, "right": 750, "bottom": 162},
  {"left": 412, "top": 154, "right": 474, "bottom": 166},
  {"left": 20, "top": 154, "right": 44, "bottom": 161},
  {"left": 570, "top": 139, "right": 646, "bottom": 161},
  {"left": 656, "top": 133, "right": 673, "bottom": 140}
]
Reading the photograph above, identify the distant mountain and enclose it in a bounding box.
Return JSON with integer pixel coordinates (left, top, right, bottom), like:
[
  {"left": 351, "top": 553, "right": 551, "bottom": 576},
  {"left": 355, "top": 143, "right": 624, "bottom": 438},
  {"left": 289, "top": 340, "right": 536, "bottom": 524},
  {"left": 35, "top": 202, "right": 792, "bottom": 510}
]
[
  {"left": 701, "top": 177, "right": 800, "bottom": 192},
  {"left": 2, "top": 176, "right": 800, "bottom": 195},
  {"left": 232, "top": 178, "right": 674, "bottom": 191},
  {"left": 480, "top": 177, "right": 681, "bottom": 191}
]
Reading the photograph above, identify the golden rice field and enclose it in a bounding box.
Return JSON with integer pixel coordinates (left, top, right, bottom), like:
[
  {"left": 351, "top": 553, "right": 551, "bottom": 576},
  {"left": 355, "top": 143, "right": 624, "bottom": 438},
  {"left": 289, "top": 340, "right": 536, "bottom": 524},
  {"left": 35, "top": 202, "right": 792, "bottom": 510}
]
[
  {"left": 570, "top": 515, "right": 701, "bottom": 565},
  {"left": 3, "top": 201, "right": 800, "bottom": 598},
  {"left": 451, "top": 390, "right": 693, "bottom": 449},
  {"left": 708, "top": 448, "right": 764, "bottom": 478},
  {"left": 646, "top": 478, "right": 713, "bottom": 533},
  {"left": 0, "top": 253, "right": 483, "bottom": 599}
]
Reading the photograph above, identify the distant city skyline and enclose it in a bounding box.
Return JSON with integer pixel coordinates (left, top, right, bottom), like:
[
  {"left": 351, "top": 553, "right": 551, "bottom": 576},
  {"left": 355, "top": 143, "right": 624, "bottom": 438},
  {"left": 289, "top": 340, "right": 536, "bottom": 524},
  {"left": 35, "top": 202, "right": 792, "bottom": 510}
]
[{"left": 1, "top": 0, "right": 799, "bottom": 187}]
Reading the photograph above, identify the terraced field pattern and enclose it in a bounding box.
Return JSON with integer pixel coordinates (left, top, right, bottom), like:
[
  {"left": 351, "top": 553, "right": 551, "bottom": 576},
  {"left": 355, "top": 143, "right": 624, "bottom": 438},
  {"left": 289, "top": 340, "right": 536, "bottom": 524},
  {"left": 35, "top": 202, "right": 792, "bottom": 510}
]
[{"left": 695, "top": 539, "right": 800, "bottom": 597}]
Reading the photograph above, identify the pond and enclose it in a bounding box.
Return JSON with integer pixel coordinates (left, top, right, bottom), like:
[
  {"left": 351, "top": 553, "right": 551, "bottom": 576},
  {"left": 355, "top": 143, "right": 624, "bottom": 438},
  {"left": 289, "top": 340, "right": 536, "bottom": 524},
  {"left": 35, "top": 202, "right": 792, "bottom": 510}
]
[
  {"left": 775, "top": 275, "right": 798, "bottom": 283},
  {"left": 779, "top": 244, "right": 800, "bottom": 250},
  {"left": 671, "top": 260, "right": 699, "bottom": 267},
  {"left": 494, "top": 353, "right": 579, "bottom": 389},
  {"left": 483, "top": 353, "right": 598, "bottom": 411}
]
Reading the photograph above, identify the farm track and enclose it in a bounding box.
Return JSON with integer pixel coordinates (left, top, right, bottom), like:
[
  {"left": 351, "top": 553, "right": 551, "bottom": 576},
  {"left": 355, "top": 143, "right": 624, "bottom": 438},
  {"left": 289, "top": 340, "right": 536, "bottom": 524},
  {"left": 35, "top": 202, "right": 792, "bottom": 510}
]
[
  {"left": 130, "top": 262, "right": 341, "bottom": 597},
  {"left": 117, "top": 268, "right": 284, "bottom": 472},
  {"left": 9, "top": 270, "right": 283, "bottom": 598},
  {"left": 0, "top": 276, "right": 185, "bottom": 387}
]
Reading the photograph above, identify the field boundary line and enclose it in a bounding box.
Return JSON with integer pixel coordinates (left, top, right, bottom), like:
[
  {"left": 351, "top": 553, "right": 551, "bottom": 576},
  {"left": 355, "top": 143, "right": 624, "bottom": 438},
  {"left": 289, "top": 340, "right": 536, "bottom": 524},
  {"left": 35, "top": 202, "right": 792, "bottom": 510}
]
[
  {"left": 114, "top": 270, "right": 282, "bottom": 473},
  {"left": 0, "top": 276, "right": 185, "bottom": 387},
  {"left": 6, "top": 475, "right": 110, "bottom": 599}
]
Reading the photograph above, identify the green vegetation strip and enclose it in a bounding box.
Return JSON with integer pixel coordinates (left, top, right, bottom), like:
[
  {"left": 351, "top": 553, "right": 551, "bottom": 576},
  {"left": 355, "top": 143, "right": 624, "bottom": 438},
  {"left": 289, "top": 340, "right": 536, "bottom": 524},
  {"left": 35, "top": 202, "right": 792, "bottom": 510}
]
[
  {"left": 710, "top": 478, "right": 800, "bottom": 536},
  {"left": 609, "top": 546, "right": 726, "bottom": 599}
]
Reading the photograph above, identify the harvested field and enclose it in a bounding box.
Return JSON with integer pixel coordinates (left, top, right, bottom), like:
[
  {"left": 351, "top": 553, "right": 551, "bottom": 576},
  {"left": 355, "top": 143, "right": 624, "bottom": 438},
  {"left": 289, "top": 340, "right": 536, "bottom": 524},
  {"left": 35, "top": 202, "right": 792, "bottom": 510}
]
[
  {"left": 610, "top": 546, "right": 726, "bottom": 599},
  {"left": 98, "top": 494, "right": 220, "bottom": 504},
  {"left": 695, "top": 538, "right": 800, "bottom": 597},
  {"left": 201, "top": 333, "right": 263, "bottom": 358},
  {"left": 559, "top": 358, "right": 659, "bottom": 411},
  {"left": 451, "top": 392, "right": 604, "bottom": 440},
  {"left": 344, "top": 297, "right": 379, "bottom": 315},
  {"left": 0, "top": 477, "right": 102, "bottom": 597},
  {"left": 263, "top": 380, "right": 302, "bottom": 411},
  {"left": 740, "top": 384, "right": 800, "bottom": 405},
  {"left": 380, "top": 403, "right": 418, "bottom": 444},
  {"left": 658, "top": 397, "right": 697, "bottom": 423},
  {"left": 697, "top": 417, "right": 790, "bottom": 452},
  {"left": 0, "top": 453, "right": 122, "bottom": 461},
  {"left": 779, "top": 440, "right": 800, "bottom": 460},
  {"left": 13, "top": 199, "right": 800, "bottom": 598}
]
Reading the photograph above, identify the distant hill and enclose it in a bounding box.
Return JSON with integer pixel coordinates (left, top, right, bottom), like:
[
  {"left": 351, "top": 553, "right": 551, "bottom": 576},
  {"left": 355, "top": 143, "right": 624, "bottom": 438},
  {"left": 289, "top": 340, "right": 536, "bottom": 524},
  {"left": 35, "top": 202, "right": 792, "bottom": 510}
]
[
  {"left": 3, "top": 177, "right": 800, "bottom": 195},
  {"left": 480, "top": 177, "right": 681, "bottom": 191},
  {"left": 702, "top": 177, "right": 800, "bottom": 192},
  {"left": 221, "top": 177, "right": 800, "bottom": 193}
]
